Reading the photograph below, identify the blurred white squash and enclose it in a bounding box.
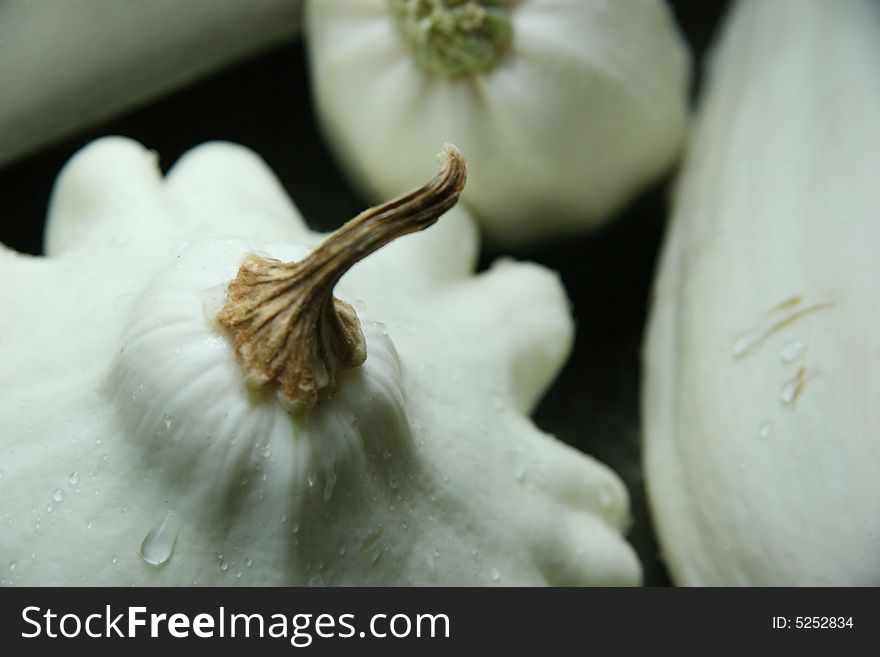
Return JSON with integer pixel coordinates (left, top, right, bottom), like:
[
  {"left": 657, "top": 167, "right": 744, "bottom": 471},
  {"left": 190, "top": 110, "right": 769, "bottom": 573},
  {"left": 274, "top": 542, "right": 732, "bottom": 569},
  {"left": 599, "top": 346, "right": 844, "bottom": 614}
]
[
  {"left": 0, "top": 0, "right": 301, "bottom": 166},
  {"left": 305, "top": 0, "right": 690, "bottom": 247},
  {"left": 644, "top": 0, "right": 880, "bottom": 585}
]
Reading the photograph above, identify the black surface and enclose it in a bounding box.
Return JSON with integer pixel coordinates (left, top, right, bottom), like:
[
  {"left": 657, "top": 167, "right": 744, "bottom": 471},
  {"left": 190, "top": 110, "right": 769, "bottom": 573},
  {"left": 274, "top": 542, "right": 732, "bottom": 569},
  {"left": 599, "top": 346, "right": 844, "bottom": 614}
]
[{"left": 0, "top": 1, "right": 730, "bottom": 586}]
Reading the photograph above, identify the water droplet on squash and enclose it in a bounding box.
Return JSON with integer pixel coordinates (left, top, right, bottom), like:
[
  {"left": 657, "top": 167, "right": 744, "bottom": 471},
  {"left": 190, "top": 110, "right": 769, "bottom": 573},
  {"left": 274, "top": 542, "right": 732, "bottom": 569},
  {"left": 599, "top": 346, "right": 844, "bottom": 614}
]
[
  {"left": 323, "top": 467, "right": 336, "bottom": 504},
  {"left": 732, "top": 328, "right": 762, "bottom": 358},
  {"left": 52, "top": 489, "right": 65, "bottom": 503},
  {"left": 759, "top": 421, "right": 773, "bottom": 439},
  {"left": 780, "top": 377, "right": 799, "bottom": 405},
  {"left": 308, "top": 574, "right": 325, "bottom": 587},
  {"left": 245, "top": 556, "right": 253, "bottom": 568},
  {"left": 67, "top": 472, "right": 80, "bottom": 486},
  {"left": 198, "top": 284, "right": 228, "bottom": 319},
  {"left": 219, "top": 560, "right": 229, "bottom": 572},
  {"left": 490, "top": 568, "right": 501, "bottom": 582},
  {"left": 139, "top": 512, "right": 180, "bottom": 567},
  {"left": 9, "top": 560, "right": 17, "bottom": 571},
  {"left": 781, "top": 339, "right": 805, "bottom": 363},
  {"left": 159, "top": 415, "right": 173, "bottom": 435}
]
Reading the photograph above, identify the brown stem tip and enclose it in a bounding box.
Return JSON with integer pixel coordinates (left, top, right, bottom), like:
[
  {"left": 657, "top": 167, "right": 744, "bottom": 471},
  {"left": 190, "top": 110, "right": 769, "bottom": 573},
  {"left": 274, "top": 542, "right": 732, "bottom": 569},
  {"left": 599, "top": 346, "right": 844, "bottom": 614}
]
[{"left": 216, "top": 145, "right": 467, "bottom": 410}]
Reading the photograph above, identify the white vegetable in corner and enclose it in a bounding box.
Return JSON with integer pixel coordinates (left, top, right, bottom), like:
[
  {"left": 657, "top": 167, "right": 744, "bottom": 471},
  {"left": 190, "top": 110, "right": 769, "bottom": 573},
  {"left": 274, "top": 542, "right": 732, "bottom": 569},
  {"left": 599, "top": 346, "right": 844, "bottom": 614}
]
[
  {"left": 0, "top": 138, "right": 640, "bottom": 586},
  {"left": 305, "top": 0, "right": 691, "bottom": 247},
  {"left": 0, "top": 0, "right": 301, "bottom": 166},
  {"left": 643, "top": 0, "right": 880, "bottom": 585}
]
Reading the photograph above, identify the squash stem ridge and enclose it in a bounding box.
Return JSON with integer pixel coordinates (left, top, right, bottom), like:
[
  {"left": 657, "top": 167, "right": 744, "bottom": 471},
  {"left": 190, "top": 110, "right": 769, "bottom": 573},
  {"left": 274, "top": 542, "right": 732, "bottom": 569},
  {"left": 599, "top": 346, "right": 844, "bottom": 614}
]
[{"left": 216, "top": 145, "right": 467, "bottom": 410}]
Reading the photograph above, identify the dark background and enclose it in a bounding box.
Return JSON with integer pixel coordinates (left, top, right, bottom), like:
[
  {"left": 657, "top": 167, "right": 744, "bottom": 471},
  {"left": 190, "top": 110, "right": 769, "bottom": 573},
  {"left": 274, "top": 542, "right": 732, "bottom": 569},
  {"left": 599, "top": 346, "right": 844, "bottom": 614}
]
[{"left": 0, "top": 1, "right": 730, "bottom": 586}]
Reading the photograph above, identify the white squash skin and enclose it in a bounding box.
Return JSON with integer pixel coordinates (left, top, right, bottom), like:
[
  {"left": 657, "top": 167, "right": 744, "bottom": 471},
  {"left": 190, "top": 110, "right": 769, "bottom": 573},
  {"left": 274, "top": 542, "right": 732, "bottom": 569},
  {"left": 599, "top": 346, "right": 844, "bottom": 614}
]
[
  {"left": 305, "top": 0, "right": 690, "bottom": 247},
  {"left": 0, "top": 0, "right": 301, "bottom": 166},
  {"left": 644, "top": 0, "right": 880, "bottom": 586},
  {"left": 0, "top": 137, "right": 640, "bottom": 586}
]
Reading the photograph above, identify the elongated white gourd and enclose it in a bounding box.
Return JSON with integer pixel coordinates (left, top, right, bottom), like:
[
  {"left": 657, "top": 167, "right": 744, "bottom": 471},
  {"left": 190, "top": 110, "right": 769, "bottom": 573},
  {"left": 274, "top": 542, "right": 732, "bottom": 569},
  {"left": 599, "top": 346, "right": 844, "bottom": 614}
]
[
  {"left": 644, "top": 0, "right": 880, "bottom": 585},
  {"left": 0, "top": 0, "right": 301, "bottom": 166}
]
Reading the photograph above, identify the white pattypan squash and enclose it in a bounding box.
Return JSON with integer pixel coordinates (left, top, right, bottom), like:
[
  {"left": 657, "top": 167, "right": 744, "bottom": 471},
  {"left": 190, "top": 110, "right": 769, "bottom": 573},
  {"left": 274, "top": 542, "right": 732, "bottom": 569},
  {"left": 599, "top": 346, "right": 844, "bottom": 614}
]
[
  {"left": 0, "top": 137, "right": 640, "bottom": 586},
  {"left": 643, "top": 0, "right": 880, "bottom": 585},
  {"left": 305, "top": 0, "right": 691, "bottom": 247},
  {"left": 0, "top": 0, "right": 301, "bottom": 166}
]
